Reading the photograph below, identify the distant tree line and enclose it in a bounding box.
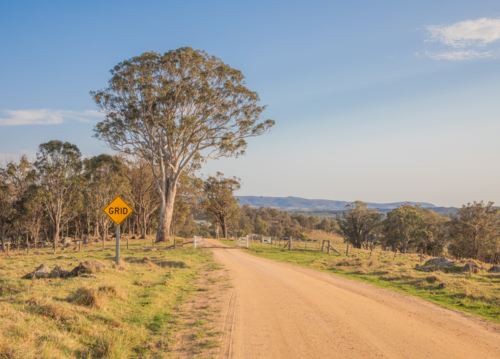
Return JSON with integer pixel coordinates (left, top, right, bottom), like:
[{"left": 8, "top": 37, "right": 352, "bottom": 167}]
[
  {"left": 2, "top": 148, "right": 498, "bottom": 263},
  {"left": 0, "top": 140, "right": 208, "bottom": 251},
  {"left": 335, "top": 201, "right": 500, "bottom": 263}
]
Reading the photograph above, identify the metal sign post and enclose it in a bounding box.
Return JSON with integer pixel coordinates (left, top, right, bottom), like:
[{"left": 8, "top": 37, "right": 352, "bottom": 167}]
[{"left": 115, "top": 225, "right": 120, "bottom": 265}]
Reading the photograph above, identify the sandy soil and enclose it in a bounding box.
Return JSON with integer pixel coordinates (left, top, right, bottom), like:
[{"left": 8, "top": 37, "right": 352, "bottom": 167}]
[{"left": 205, "top": 238, "right": 500, "bottom": 359}]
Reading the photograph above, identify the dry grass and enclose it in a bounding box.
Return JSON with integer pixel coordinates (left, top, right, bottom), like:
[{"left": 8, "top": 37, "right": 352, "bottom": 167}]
[
  {"left": 0, "top": 236, "right": 218, "bottom": 358},
  {"left": 68, "top": 286, "right": 105, "bottom": 309}
]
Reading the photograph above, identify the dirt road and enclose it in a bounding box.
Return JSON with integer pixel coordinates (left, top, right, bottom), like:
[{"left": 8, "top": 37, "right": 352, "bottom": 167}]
[{"left": 205, "top": 238, "right": 500, "bottom": 359}]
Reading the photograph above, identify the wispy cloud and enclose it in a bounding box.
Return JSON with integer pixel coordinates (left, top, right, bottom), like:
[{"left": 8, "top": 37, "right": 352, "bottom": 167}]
[
  {"left": 427, "top": 50, "right": 495, "bottom": 60},
  {"left": 0, "top": 109, "right": 103, "bottom": 126},
  {"left": 423, "top": 17, "right": 500, "bottom": 60},
  {"left": 427, "top": 18, "right": 500, "bottom": 47}
]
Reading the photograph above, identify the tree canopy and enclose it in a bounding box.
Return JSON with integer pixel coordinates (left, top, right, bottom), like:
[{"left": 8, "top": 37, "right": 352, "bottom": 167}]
[{"left": 91, "top": 47, "right": 274, "bottom": 241}]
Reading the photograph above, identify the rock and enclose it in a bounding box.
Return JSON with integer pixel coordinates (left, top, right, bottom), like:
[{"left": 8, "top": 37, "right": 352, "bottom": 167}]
[
  {"left": 70, "top": 261, "right": 107, "bottom": 276},
  {"left": 80, "top": 275, "right": 96, "bottom": 278},
  {"left": 22, "top": 264, "right": 51, "bottom": 279},
  {"left": 423, "top": 257, "right": 457, "bottom": 267},
  {"left": 415, "top": 265, "right": 431, "bottom": 272},
  {"left": 488, "top": 266, "right": 500, "bottom": 273},
  {"left": 62, "top": 237, "right": 72, "bottom": 245},
  {"left": 423, "top": 257, "right": 448, "bottom": 266},
  {"left": 462, "top": 262, "right": 483, "bottom": 273},
  {"left": 50, "top": 266, "right": 71, "bottom": 279}
]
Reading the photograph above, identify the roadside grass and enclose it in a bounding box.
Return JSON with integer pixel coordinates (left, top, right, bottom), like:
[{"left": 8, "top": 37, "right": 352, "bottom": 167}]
[
  {"left": 220, "top": 239, "right": 500, "bottom": 324},
  {"left": 0, "top": 236, "right": 218, "bottom": 358}
]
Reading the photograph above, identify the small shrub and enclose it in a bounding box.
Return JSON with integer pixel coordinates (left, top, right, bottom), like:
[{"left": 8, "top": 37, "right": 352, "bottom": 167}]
[
  {"left": 90, "top": 330, "right": 133, "bottom": 359},
  {"left": 336, "top": 258, "right": 356, "bottom": 266},
  {"left": 425, "top": 275, "right": 439, "bottom": 284},
  {"left": 68, "top": 287, "right": 104, "bottom": 309},
  {"left": 112, "top": 259, "right": 129, "bottom": 271},
  {"left": 99, "top": 285, "right": 125, "bottom": 300}
]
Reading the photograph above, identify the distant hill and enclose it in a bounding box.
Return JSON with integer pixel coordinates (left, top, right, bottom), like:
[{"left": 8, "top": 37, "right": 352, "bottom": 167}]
[{"left": 236, "top": 196, "right": 436, "bottom": 210}]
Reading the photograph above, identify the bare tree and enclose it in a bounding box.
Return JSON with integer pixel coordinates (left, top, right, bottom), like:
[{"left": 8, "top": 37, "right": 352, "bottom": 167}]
[
  {"left": 122, "top": 156, "right": 159, "bottom": 239},
  {"left": 202, "top": 172, "right": 240, "bottom": 239},
  {"left": 35, "top": 141, "right": 83, "bottom": 249},
  {"left": 91, "top": 47, "right": 274, "bottom": 241}
]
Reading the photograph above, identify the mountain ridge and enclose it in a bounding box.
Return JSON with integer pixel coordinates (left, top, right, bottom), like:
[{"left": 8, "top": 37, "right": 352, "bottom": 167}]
[{"left": 236, "top": 196, "right": 436, "bottom": 210}]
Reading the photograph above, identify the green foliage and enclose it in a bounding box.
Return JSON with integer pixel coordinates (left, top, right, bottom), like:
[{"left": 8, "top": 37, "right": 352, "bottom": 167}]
[
  {"left": 337, "top": 201, "right": 383, "bottom": 249},
  {"left": 202, "top": 172, "right": 241, "bottom": 239},
  {"left": 91, "top": 47, "right": 274, "bottom": 242},
  {"left": 383, "top": 204, "right": 429, "bottom": 254},
  {"left": 448, "top": 201, "right": 500, "bottom": 261}
]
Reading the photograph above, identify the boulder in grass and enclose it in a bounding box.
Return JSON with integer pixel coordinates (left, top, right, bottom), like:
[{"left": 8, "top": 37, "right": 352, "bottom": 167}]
[
  {"left": 423, "top": 257, "right": 458, "bottom": 268},
  {"left": 488, "top": 266, "right": 500, "bottom": 273},
  {"left": 70, "top": 261, "right": 107, "bottom": 276},
  {"left": 50, "top": 266, "right": 71, "bottom": 279},
  {"left": 22, "top": 264, "right": 51, "bottom": 279},
  {"left": 462, "top": 262, "right": 483, "bottom": 273}
]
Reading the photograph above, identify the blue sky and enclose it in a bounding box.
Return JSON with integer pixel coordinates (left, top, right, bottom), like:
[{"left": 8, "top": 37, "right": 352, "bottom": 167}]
[{"left": 1, "top": 0, "right": 499, "bottom": 207}]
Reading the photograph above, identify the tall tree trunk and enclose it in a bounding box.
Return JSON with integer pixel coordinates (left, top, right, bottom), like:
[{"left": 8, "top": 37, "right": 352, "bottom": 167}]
[
  {"left": 101, "top": 221, "right": 106, "bottom": 249},
  {"left": 223, "top": 217, "right": 228, "bottom": 239},
  {"left": 141, "top": 210, "right": 147, "bottom": 239},
  {"left": 53, "top": 217, "right": 61, "bottom": 250},
  {"left": 155, "top": 180, "right": 177, "bottom": 242}
]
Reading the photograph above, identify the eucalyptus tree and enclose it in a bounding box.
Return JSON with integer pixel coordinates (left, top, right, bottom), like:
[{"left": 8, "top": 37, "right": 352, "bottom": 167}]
[
  {"left": 202, "top": 172, "right": 240, "bottom": 239},
  {"left": 0, "top": 176, "right": 13, "bottom": 251},
  {"left": 122, "top": 156, "right": 159, "bottom": 238},
  {"left": 91, "top": 47, "right": 274, "bottom": 242},
  {"left": 383, "top": 205, "right": 429, "bottom": 254},
  {"left": 338, "top": 201, "right": 383, "bottom": 249},
  {"left": 19, "top": 182, "right": 45, "bottom": 248},
  {"left": 84, "top": 154, "right": 129, "bottom": 246},
  {"left": 34, "top": 141, "right": 83, "bottom": 249},
  {"left": 448, "top": 201, "right": 500, "bottom": 261}
]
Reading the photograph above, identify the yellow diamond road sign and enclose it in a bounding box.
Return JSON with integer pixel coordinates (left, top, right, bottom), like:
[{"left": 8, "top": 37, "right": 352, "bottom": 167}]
[{"left": 103, "top": 196, "right": 133, "bottom": 226}]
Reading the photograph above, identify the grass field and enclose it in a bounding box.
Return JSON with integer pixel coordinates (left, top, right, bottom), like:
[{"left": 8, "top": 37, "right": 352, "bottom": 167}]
[
  {"left": 0, "top": 237, "right": 225, "bottom": 359},
  {"left": 221, "top": 239, "right": 500, "bottom": 324}
]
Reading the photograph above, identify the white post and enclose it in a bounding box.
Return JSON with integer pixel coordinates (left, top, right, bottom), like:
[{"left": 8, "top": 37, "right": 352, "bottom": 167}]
[{"left": 193, "top": 236, "right": 196, "bottom": 249}]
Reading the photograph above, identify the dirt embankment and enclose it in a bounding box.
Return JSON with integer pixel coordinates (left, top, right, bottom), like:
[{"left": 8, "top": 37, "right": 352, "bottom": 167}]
[{"left": 205, "top": 238, "right": 500, "bottom": 359}]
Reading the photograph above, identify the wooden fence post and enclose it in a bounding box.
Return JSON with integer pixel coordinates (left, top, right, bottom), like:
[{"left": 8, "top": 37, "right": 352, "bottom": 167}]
[
  {"left": 321, "top": 240, "right": 325, "bottom": 252},
  {"left": 346, "top": 244, "right": 349, "bottom": 257},
  {"left": 288, "top": 237, "right": 292, "bottom": 251},
  {"left": 327, "top": 240, "right": 331, "bottom": 254}
]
